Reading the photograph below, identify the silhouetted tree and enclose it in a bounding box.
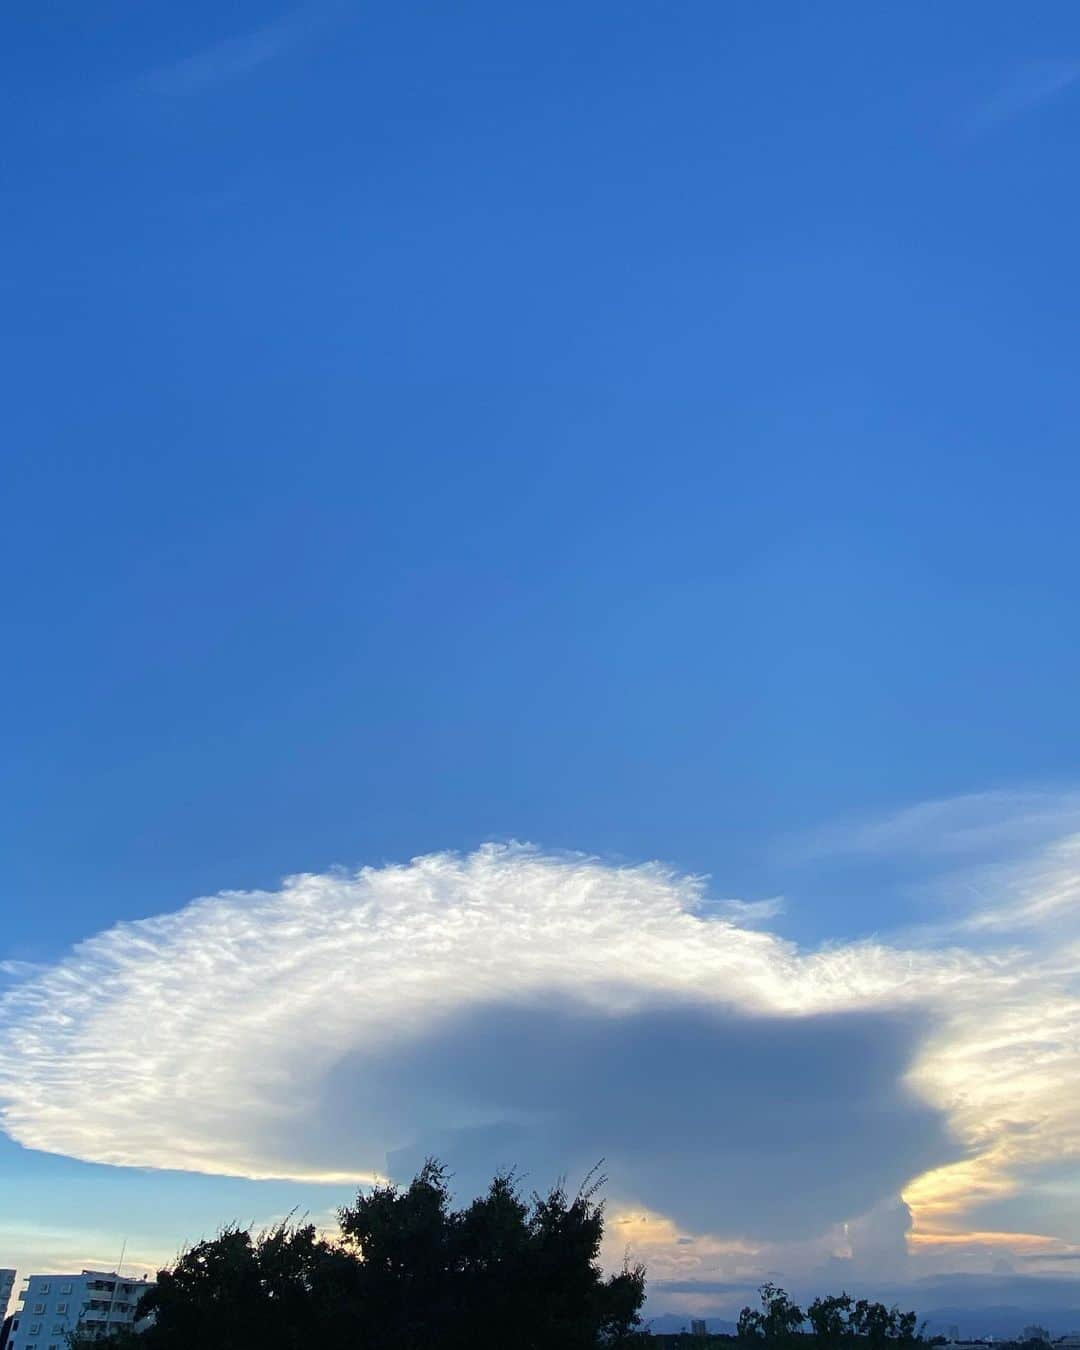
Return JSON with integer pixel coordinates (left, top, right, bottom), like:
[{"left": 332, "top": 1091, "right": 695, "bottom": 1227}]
[
  {"left": 738, "top": 1283, "right": 806, "bottom": 1348},
  {"left": 807, "top": 1292, "right": 854, "bottom": 1347},
  {"left": 739, "top": 1284, "right": 922, "bottom": 1349},
  {"left": 83, "top": 1160, "right": 644, "bottom": 1350},
  {"left": 336, "top": 1160, "right": 644, "bottom": 1349},
  {"left": 849, "top": 1297, "right": 920, "bottom": 1348}
]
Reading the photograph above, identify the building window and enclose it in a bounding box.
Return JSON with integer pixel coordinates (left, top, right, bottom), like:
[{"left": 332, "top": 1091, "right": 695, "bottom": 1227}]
[
  {"left": 39, "top": 1284, "right": 49, "bottom": 1294},
  {"left": 30, "top": 1323, "right": 41, "bottom": 1334},
  {"left": 52, "top": 1325, "right": 64, "bottom": 1334},
  {"left": 56, "top": 1304, "right": 67, "bottom": 1314},
  {"left": 33, "top": 1305, "right": 45, "bottom": 1315},
  {"left": 59, "top": 1285, "right": 72, "bottom": 1296}
]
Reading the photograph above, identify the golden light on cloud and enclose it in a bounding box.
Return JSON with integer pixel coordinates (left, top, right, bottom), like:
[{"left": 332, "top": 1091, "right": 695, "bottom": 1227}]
[
  {"left": 908, "top": 1230, "right": 1058, "bottom": 1250},
  {"left": 1, "top": 817, "right": 1080, "bottom": 1283},
  {"left": 903, "top": 1158, "right": 1019, "bottom": 1229}
]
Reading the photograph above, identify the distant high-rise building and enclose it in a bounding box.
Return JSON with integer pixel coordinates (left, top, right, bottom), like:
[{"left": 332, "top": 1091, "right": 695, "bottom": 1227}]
[
  {"left": 8, "top": 1270, "right": 154, "bottom": 1350},
  {"left": 0, "top": 1277, "right": 14, "bottom": 1324},
  {"left": 690, "top": 1319, "right": 709, "bottom": 1336}
]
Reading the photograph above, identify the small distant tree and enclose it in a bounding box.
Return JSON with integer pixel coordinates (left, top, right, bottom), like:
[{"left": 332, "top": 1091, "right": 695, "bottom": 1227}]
[
  {"left": 740, "top": 1284, "right": 922, "bottom": 1349},
  {"left": 850, "top": 1297, "right": 920, "bottom": 1348},
  {"left": 807, "top": 1292, "right": 853, "bottom": 1346},
  {"left": 738, "top": 1282, "right": 806, "bottom": 1346}
]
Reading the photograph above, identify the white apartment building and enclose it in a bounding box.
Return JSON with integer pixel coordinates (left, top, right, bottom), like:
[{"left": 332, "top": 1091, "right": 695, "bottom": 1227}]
[{"left": 8, "top": 1271, "right": 154, "bottom": 1350}]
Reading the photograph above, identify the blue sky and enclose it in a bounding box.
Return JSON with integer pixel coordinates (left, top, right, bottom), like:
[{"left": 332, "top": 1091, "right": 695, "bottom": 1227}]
[{"left": 4, "top": 0, "right": 1080, "bottom": 1323}]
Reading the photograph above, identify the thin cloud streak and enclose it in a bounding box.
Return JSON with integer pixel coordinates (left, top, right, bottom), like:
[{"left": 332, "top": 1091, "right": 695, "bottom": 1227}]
[
  {"left": 967, "top": 62, "right": 1080, "bottom": 135},
  {"left": 796, "top": 789, "right": 1080, "bottom": 863},
  {"left": 714, "top": 896, "right": 787, "bottom": 924},
  {"left": 142, "top": 5, "right": 335, "bottom": 96}
]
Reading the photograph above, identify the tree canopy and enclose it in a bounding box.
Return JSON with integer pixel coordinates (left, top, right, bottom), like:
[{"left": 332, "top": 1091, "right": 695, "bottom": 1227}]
[
  {"left": 82, "top": 1161, "right": 645, "bottom": 1350},
  {"left": 738, "top": 1283, "right": 922, "bottom": 1350}
]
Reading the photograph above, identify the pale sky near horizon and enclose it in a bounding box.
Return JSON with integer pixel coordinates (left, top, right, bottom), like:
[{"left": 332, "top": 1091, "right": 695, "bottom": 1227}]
[{"left": 4, "top": 0, "right": 1080, "bottom": 1325}]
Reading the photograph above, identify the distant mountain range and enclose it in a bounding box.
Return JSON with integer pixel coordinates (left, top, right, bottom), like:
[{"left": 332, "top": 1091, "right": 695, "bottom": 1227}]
[
  {"left": 646, "top": 1273, "right": 1080, "bottom": 1341},
  {"left": 918, "top": 1307, "right": 1080, "bottom": 1340}
]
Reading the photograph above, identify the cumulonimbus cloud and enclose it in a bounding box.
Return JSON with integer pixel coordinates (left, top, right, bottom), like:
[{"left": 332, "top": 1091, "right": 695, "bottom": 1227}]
[{"left": 0, "top": 839, "right": 1078, "bottom": 1247}]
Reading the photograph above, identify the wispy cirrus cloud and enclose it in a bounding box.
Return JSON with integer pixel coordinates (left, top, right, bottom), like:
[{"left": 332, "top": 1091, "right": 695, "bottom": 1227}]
[
  {"left": 142, "top": 5, "right": 335, "bottom": 96},
  {"left": 967, "top": 61, "right": 1080, "bottom": 135},
  {"left": 713, "top": 895, "right": 787, "bottom": 924},
  {"left": 796, "top": 788, "right": 1080, "bottom": 868}
]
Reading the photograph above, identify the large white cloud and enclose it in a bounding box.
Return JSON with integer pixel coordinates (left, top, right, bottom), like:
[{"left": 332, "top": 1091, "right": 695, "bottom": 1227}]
[{"left": 1, "top": 835, "right": 1078, "bottom": 1252}]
